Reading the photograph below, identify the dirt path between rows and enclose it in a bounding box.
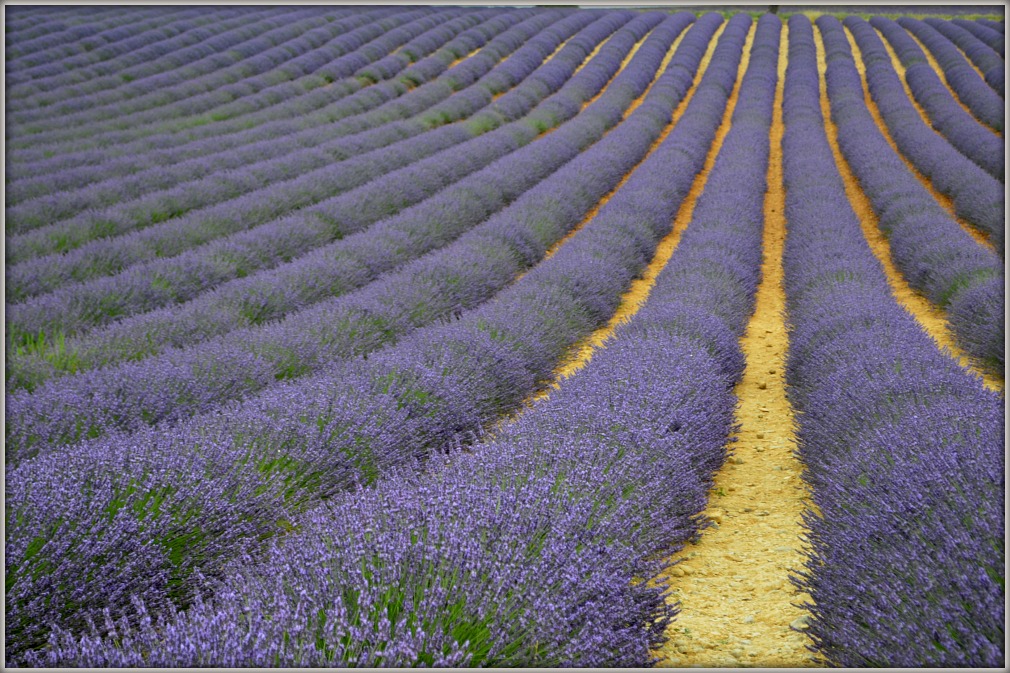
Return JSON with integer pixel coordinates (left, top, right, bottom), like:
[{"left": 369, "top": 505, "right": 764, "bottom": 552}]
[
  {"left": 653, "top": 24, "right": 821, "bottom": 668},
  {"left": 842, "top": 26, "right": 996, "bottom": 252},
  {"left": 824, "top": 28, "right": 1004, "bottom": 393}
]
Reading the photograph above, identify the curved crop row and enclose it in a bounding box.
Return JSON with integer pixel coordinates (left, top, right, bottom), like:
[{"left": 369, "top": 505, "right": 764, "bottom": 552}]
[
  {"left": 896, "top": 17, "right": 1003, "bottom": 132},
  {"left": 10, "top": 16, "right": 780, "bottom": 667},
  {"left": 3, "top": 11, "right": 590, "bottom": 257},
  {"left": 4, "top": 9, "right": 520, "bottom": 204},
  {"left": 6, "top": 7, "right": 267, "bottom": 94},
  {"left": 6, "top": 8, "right": 458, "bottom": 149},
  {"left": 831, "top": 18, "right": 1004, "bottom": 251},
  {"left": 5, "top": 12, "right": 578, "bottom": 298},
  {"left": 953, "top": 17, "right": 1004, "bottom": 55},
  {"left": 6, "top": 8, "right": 398, "bottom": 140},
  {"left": 4, "top": 13, "right": 740, "bottom": 659},
  {"left": 5, "top": 12, "right": 686, "bottom": 391},
  {"left": 5, "top": 6, "right": 179, "bottom": 64},
  {"left": 7, "top": 7, "right": 353, "bottom": 117},
  {"left": 976, "top": 18, "right": 1004, "bottom": 34},
  {"left": 4, "top": 9, "right": 716, "bottom": 462},
  {"left": 924, "top": 18, "right": 1004, "bottom": 96},
  {"left": 817, "top": 16, "right": 1004, "bottom": 372},
  {"left": 782, "top": 17, "right": 1004, "bottom": 666},
  {"left": 868, "top": 16, "right": 1003, "bottom": 180},
  {"left": 5, "top": 10, "right": 545, "bottom": 193},
  {"left": 4, "top": 11, "right": 645, "bottom": 346}
]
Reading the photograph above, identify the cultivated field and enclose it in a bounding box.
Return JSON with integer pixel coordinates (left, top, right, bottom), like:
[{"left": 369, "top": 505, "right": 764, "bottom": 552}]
[{"left": 4, "top": 5, "right": 1005, "bottom": 667}]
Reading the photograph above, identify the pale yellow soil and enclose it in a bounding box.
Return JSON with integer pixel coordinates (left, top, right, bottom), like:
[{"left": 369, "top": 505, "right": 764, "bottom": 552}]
[
  {"left": 900, "top": 29, "right": 1002, "bottom": 137},
  {"left": 816, "top": 27, "right": 1004, "bottom": 394},
  {"left": 654, "top": 25, "right": 822, "bottom": 669},
  {"left": 843, "top": 26, "right": 996, "bottom": 252}
]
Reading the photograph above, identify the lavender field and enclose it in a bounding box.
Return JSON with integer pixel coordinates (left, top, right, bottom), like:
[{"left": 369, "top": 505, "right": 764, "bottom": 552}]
[{"left": 4, "top": 5, "right": 1005, "bottom": 667}]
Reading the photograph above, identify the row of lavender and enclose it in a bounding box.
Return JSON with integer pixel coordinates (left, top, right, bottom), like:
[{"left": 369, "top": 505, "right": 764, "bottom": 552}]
[
  {"left": 4, "top": 8, "right": 700, "bottom": 455},
  {"left": 5, "top": 10, "right": 606, "bottom": 355},
  {"left": 847, "top": 16, "right": 1005, "bottom": 255},
  {"left": 4, "top": 7, "right": 539, "bottom": 162},
  {"left": 4, "top": 11, "right": 997, "bottom": 200},
  {"left": 4, "top": 7, "right": 531, "bottom": 192},
  {"left": 7, "top": 12, "right": 659, "bottom": 389},
  {"left": 4, "top": 10, "right": 561, "bottom": 246},
  {"left": 869, "top": 16, "right": 1003, "bottom": 181},
  {"left": 6, "top": 7, "right": 415, "bottom": 138},
  {"left": 4, "top": 8, "right": 506, "bottom": 237},
  {"left": 5, "top": 10, "right": 617, "bottom": 320},
  {"left": 5, "top": 9, "right": 632, "bottom": 306},
  {"left": 8, "top": 12, "right": 781, "bottom": 666},
  {"left": 817, "top": 17, "right": 1004, "bottom": 375},
  {"left": 4, "top": 10, "right": 998, "bottom": 320},
  {"left": 784, "top": 16, "right": 1003, "bottom": 666}
]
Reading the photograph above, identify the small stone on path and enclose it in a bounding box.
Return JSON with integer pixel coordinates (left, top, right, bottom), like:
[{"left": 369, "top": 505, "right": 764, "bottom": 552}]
[{"left": 790, "top": 616, "right": 811, "bottom": 630}]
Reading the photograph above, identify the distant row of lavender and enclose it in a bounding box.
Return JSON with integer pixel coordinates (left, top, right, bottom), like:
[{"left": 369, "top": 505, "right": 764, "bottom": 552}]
[
  {"left": 839, "top": 17, "right": 1005, "bottom": 249},
  {"left": 4, "top": 9, "right": 534, "bottom": 202},
  {"left": 924, "top": 18, "right": 1004, "bottom": 96},
  {"left": 953, "top": 17, "right": 1004, "bottom": 55},
  {"left": 896, "top": 17, "right": 1003, "bottom": 132},
  {"left": 6, "top": 7, "right": 406, "bottom": 139},
  {"left": 4, "top": 9, "right": 495, "bottom": 235},
  {"left": 5, "top": 6, "right": 203, "bottom": 65},
  {"left": 5, "top": 7, "right": 424, "bottom": 108},
  {"left": 6, "top": 9, "right": 612, "bottom": 267},
  {"left": 3, "top": 8, "right": 542, "bottom": 179},
  {"left": 782, "top": 17, "right": 1003, "bottom": 665},
  {"left": 5, "top": 11, "right": 676, "bottom": 389},
  {"left": 869, "top": 16, "right": 1003, "bottom": 180},
  {"left": 6, "top": 8, "right": 293, "bottom": 93},
  {"left": 975, "top": 17, "right": 1004, "bottom": 35},
  {"left": 5, "top": 11, "right": 581, "bottom": 299},
  {"left": 817, "top": 16, "right": 1005, "bottom": 375},
  {"left": 8, "top": 14, "right": 777, "bottom": 665},
  {"left": 5, "top": 12, "right": 735, "bottom": 660},
  {"left": 5, "top": 10, "right": 646, "bottom": 356},
  {"left": 4, "top": 9, "right": 713, "bottom": 463},
  {"left": 7, "top": 8, "right": 479, "bottom": 154}
]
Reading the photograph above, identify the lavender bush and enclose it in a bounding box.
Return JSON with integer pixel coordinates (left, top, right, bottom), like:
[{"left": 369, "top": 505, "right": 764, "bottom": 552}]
[
  {"left": 976, "top": 18, "right": 1004, "bottom": 34},
  {"left": 867, "top": 16, "right": 1003, "bottom": 180},
  {"left": 6, "top": 11, "right": 723, "bottom": 462},
  {"left": 5, "top": 13, "right": 697, "bottom": 391},
  {"left": 924, "top": 18, "right": 1004, "bottom": 96},
  {"left": 952, "top": 17, "right": 1004, "bottom": 55},
  {"left": 835, "top": 16, "right": 1005, "bottom": 248},
  {"left": 3, "top": 11, "right": 610, "bottom": 267},
  {"left": 4, "top": 11, "right": 651, "bottom": 344},
  {"left": 4, "top": 9, "right": 522, "bottom": 205},
  {"left": 8, "top": 14, "right": 782, "bottom": 666},
  {"left": 816, "top": 16, "right": 1005, "bottom": 375},
  {"left": 782, "top": 17, "right": 1004, "bottom": 665},
  {"left": 5, "top": 9, "right": 542, "bottom": 179},
  {"left": 896, "top": 17, "right": 1003, "bottom": 132},
  {"left": 5, "top": 8, "right": 265, "bottom": 93},
  {"left": 6, "top": 8, "right": 399, "bottom": 140},
  {"left": 3, "top": 10, "right": 477, "bottom": 238}
]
